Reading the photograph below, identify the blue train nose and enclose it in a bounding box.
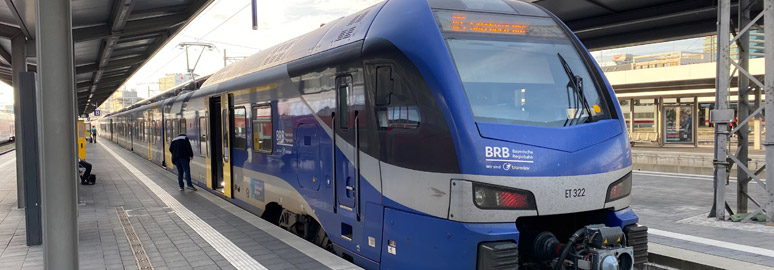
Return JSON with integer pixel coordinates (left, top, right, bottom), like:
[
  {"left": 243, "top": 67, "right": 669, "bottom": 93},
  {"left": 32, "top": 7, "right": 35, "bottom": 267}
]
[{"left": 476, "top": 119, "right": 623, "bottom": 152}]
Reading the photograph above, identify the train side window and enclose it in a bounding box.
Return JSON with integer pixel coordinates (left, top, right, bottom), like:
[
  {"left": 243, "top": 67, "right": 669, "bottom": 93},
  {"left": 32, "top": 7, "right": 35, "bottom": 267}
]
[
  {"left": 173, "top": 120, "right": 180, "bottom": 138},
  {"left": 165, "top": 120, "right": 172, "bottom": 142},
  {"left": 180, "top": 118, "right": 187, "bottom": 137},
  {"left": 252, "top": 105, "right": 272, "bottom": 154},
  {"left": 156, "top": 120, "right": 161, "bottom": 143},
  {"left": 199, "top": 117, "right": 207, "bottom": 157},
  {"left": 221, "top": 110, "right": 229, "bottom": 148},
  {"left": 233, "top": 107, "right": 247, "bottom": 150},
  {"left": 337, "top": 76, "right": 352, "bottom": 129}
]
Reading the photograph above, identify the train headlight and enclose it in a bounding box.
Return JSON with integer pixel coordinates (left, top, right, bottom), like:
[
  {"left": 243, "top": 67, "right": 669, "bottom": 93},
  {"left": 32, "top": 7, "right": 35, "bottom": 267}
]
[
  {"left": 472, "top": 183, "right": 536, "bottom": 210},
  {"left": 606, "top": 172, "right": 632, "bottom": 202}
]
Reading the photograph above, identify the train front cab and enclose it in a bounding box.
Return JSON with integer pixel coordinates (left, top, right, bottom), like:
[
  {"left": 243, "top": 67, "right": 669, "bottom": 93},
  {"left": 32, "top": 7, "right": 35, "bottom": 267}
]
[{"left": 366, "top": 0, "right": 648, "bottom": 269}]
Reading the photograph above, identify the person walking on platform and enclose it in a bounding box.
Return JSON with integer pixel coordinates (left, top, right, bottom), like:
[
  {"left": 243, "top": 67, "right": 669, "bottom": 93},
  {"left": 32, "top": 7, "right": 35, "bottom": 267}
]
[
  {"left": 170, "top": 133, "right": 196, "bottom": 191},
  {"left": 91, "top": 126, "right": 97, "bottom": 143}
]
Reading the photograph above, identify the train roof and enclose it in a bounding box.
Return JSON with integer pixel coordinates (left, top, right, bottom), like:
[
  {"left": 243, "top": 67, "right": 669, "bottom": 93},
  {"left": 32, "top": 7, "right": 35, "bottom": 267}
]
[
  {"left": 201, "top": 2, "right": 387, "bottom": 88},
  {"left": 103, "top": 74, "right": 210, "bottom": 118}
]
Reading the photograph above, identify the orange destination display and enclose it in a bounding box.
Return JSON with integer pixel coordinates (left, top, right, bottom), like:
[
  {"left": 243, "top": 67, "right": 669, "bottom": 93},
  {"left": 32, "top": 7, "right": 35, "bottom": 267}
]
[{"left": 449, "top": 13, "right": 527, "bottom": 35}]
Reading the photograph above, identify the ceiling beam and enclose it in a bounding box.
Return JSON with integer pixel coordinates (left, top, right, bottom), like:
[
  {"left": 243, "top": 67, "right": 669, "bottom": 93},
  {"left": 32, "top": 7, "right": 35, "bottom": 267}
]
[
  {"left": 0, "top": 24, "right": 21, "bottom": 39},
  {"left": 0, "top": 46, "right": 10, "bottom": 66},
  {"left": 581, "top": 18, "right": 716, "bottom": 51},
  {"left": 98, "top": 76, "right": 128, "bottom": 86},
  {"left": 76, "top": 63, "right": 98, "bottom": 74},
  {"left": 123, "top": 14, "right": 188, "bottom": 36},
  {"left": 87, "top": 0, "right": 136, "bottom": 105},
  {"left": 76, "top": 81, "right": 92, "bottom": 89},
  {"left": 104, "top": 55, "right": 146, "bottom": 70},
  {"left": 129, "top": 5, "right": 188, "bottom": 21},
  {"left": 73, "top": 24, "right": 110, "bottom": 43},
  {"left": 3, "top": 0, "right": 31, "bottom": 39}
]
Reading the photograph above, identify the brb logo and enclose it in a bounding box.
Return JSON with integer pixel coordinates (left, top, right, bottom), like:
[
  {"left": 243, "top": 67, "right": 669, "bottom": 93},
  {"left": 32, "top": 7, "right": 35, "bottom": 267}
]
[{"left": 485, "top": 146, "right": 510, "bottom": 159}]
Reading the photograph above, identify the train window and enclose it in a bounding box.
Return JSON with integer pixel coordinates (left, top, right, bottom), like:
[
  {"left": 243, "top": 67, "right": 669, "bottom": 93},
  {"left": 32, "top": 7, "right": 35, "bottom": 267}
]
[
  {"left": 252, "top": 105, "right": 272, "bottom": 153},
  {"left": 222, "top": 110, "right": 229, "bottom": 149},
  {"left": 173, "top": 120, "right": 180, "bottom": 138},
  {"left": 233, "top": 107, "right": 247, "bottom": 150},
  {"left": 155, "top": 120, "right": 161, "bottom": 143},
  {"left": 438, "top": 12, "right": 612, "bottom": 127},
  {"left": 180, "top": 118, "right": 187, "bottom": 137},
  {"left": 199, "top": 117, "right": 207, "bottom": 157},
  {"left": 165, "top": 120, "right": 172, "bottom": 142},
  {"left": 337, "top": 76, "right": 352, "bottom": 129}
]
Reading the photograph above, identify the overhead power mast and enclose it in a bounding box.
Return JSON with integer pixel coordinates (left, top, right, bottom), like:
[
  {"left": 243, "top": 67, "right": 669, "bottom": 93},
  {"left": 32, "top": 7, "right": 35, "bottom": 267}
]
[{"left": 712, "top": 0, "right": 774, "bottom": 225}]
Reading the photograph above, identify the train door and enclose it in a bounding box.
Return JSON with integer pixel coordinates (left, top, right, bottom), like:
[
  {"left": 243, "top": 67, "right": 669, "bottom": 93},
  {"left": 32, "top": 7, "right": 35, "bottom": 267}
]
[
  {"left": 164, "top": 119, "right": 174, "bottom": 170},
  {"left": 208, "top": 95, "right": 228, "bottom": 195},
  {"left": 334, "top": 75, "right": 361, "bottom": 243},
  {"left": 222, "top": 93, "right": 234, "bottom": 197}
]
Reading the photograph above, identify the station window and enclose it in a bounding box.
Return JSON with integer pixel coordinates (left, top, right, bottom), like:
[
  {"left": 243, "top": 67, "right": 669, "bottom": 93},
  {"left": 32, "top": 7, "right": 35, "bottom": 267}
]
[
  {"left": 199, "top": 117, "right": 207, "bottom": 157},
  {"left": 252, "top": 105, "right": 272, "bottom": 153},
  {"left": 233, "top": 107, "right": 247, "bottom": 150}
]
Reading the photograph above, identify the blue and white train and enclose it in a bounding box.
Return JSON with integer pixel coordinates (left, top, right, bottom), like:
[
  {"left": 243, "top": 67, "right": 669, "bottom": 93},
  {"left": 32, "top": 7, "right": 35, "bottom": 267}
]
[{"left": 99, "top": 0, "right": 648, "bottom": 269}]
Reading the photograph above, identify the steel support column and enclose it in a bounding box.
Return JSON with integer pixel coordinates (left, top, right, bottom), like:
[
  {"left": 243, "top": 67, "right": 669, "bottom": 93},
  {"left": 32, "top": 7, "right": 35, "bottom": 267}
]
[
  {"left": 35, "top": 0, "right": 79, "bottom": 268},
  {"left": 629, "top": 98, "right": 635, "bottom": 135},
  {"left": 11, "top": 33, "right": 26, "bottom": 209},
  {"left": 713, "top": 0, "right": 774, "bottom": 224},
  {"left": 764, "top": 0, "right": 774, "bottom": 226},
  {"left": 694, "top": 97, "right": 699, "bottom": 147},
  {"left": 737, "top": 0, "right": 752, "bottom": 214},
  {"left": 712, "top": 0, "right": 732, "bottom": 220}
]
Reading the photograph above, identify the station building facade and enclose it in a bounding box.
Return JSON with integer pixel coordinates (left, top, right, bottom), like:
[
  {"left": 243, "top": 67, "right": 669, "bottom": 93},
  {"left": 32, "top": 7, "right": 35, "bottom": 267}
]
[{"left": 601, "top": 36, "right": 765, "bottom": 147}]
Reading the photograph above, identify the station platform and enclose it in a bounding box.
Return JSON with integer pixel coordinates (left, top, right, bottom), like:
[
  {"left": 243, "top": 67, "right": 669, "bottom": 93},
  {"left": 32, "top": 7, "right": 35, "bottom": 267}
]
[
  {"left": 0, "top": 141, "right": 773, "bottom": 269},
  {"left": 0, "top": 142, "right": 360, "bottom": 270},
  {"left": 632, "top": 145, "right": 766, "bottom": 176},
  {"left": 633, "top": 170, "right": 774, "bottom": 269}
]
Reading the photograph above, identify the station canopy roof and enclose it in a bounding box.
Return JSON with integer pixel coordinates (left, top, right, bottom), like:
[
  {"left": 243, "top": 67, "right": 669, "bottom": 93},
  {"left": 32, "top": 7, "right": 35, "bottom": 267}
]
[
  {"left": 528, "top": 0, "right": 761, "bottom": 51},
  {"left": 0, "top": 0, "right": 213, "bottom": 115},
  {"left": 0, "top": 0, "right": 759, "bottom": 115}
]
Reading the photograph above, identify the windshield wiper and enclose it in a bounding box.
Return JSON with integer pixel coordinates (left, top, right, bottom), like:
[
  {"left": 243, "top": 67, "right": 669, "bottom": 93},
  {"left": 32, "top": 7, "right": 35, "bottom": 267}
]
[{"left": 557, "top": 53, "right": 593, "bottom": 126}]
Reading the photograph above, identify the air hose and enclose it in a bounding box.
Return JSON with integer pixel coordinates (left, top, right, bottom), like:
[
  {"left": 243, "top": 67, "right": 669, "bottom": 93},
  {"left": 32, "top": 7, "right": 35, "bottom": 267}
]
[{"left": 554, "top": 228, "right": 587, "bottom": 270}]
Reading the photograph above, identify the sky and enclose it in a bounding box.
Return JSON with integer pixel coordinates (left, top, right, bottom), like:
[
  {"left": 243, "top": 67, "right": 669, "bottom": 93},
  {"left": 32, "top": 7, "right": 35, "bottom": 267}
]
[
  {"left": 0, "top": 0, "right": 709, "bottom": 106},
  {"left": 123, "top": 0, "right": 383, "bottom": 98}
]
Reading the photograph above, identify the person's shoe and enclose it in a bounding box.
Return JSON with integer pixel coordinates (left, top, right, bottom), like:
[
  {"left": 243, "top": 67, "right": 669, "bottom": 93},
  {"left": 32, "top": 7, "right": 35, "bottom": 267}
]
[
  {"left": 187, "top": 186, "right": 197, "bottom": 191},
  {"left": 179, "top": 187, "right": 184, "bottom": 191}
]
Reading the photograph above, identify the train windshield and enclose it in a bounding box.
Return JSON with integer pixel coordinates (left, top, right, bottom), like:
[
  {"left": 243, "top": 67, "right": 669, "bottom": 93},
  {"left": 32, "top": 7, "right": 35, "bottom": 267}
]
[{"left": 436, "top": 11, "right": 612, "bottom": 127}]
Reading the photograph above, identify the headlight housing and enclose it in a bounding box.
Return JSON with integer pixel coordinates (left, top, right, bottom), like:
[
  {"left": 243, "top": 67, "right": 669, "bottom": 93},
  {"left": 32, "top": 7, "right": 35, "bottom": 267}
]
[
  {"left": 473, "top": 183, "right": 536, "bottom": 210},
  {"left": 606, "top": 172, "right": 632, "bottom": 202}
]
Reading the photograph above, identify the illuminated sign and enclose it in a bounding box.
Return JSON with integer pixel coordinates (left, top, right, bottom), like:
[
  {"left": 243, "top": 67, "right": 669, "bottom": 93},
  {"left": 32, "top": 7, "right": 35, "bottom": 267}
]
[{"left": 449, "top": 13, "right": 527, "bottom": 35}]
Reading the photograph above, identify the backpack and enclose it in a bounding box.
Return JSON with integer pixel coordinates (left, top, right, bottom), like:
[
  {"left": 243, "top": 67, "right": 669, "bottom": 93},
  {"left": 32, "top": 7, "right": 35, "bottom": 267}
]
[{"left": 81, "top": 174, "right": 96, "bottom": 185}]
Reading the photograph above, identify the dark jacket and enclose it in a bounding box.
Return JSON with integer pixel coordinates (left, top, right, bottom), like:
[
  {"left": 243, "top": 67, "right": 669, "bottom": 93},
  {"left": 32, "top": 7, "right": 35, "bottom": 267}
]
[{"left": 169, "top": 135, "right": 194, "bottom": 161}]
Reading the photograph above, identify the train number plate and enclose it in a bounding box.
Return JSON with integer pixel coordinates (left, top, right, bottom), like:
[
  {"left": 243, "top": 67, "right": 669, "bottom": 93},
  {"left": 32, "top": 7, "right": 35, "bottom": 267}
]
[{"left": 565, "top": 188, "right": 585, "bottom": 198}]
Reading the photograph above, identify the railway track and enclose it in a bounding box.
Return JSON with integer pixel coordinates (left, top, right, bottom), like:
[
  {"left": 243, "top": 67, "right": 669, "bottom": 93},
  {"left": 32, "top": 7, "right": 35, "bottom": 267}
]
[{"left": 0, "top": 141, "right": 15, "bottom": 155}]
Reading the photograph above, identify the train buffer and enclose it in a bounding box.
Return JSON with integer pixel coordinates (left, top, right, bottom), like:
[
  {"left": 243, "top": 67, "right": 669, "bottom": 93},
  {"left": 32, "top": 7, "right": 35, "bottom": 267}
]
[{"left": 0, "top": 143, "right": 361, "bottom": 270}]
